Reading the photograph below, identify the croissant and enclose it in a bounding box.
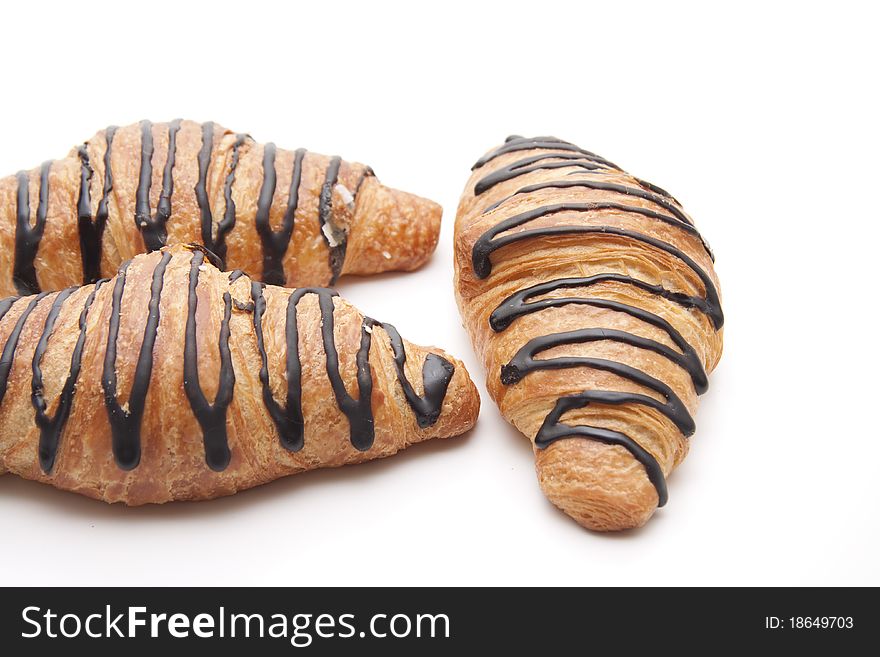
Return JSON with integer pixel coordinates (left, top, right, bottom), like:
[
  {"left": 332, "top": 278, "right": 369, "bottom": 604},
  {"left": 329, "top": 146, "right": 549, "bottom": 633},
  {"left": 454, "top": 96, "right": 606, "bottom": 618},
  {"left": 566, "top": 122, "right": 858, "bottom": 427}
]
[
  {"left": 0, "top": 119, "right": 441, "bottom": 296},
  {"left": 454, "top": 136, "right": 723, "bottom": 531},
  {"left": 0, "top": 244, "right": 479, "bottom": 504}
]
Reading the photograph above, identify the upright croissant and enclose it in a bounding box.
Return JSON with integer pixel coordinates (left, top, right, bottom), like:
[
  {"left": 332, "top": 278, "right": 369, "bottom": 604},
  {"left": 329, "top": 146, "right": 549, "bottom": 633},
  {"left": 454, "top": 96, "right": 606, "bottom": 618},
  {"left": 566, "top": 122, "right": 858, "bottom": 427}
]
[
  {"left": 0, "top": 244, "right": 479, "bottom": 504},
  {"left": 454, "top": 136, "right": 723, "bottom": 531},
  {"left": 0, "top": 119, "right": 441, "bottom": 296}
]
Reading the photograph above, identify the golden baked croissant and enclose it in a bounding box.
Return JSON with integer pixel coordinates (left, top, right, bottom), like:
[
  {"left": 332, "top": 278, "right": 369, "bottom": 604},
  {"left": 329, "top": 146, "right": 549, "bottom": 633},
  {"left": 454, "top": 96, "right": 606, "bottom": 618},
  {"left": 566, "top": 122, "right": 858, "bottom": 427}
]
[
  {"left": 0, "top": 119, "right": 441, "bottom": 296},
  {"left": 454, "top": 136, "right": 723, "bottom": 531},
  {"left": 0, "top": 244, "right": 479, "bottom": 504}
]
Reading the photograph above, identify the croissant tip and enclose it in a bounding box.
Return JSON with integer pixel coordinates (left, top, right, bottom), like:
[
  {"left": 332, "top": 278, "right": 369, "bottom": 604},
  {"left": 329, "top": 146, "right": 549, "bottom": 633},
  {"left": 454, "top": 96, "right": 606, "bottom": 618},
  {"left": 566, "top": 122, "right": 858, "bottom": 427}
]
[
  {"left": 345, "top": 180, "right": 443, "bottom": 276},
  {"left": 535, "top": 438, "right": 659, "bottom": 532},
  {"left": 414, "top": 346, "right": 481, "bottom": 439}
]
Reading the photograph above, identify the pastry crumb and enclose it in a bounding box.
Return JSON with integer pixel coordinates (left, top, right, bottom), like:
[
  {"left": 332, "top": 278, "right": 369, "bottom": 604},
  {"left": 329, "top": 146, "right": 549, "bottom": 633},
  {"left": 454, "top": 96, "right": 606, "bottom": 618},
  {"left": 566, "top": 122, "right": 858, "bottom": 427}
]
[
  {"left": 322, "top": 222, "right": 340, "bottom": 247},
  {"left": 335, "top": 183, "right": 355, "bottom": 210}
]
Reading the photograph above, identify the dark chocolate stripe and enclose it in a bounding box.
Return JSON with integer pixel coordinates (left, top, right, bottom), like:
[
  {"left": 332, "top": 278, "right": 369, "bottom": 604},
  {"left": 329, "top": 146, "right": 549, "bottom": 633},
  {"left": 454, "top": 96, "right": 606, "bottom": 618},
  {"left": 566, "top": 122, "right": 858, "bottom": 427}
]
[
  {"left": 354, "top": 166, "right": 375, "bottom": 196},
  {"left": 256, "top": 145, "right": 306, "bottom": 286},
  {"left": 493, "top": 293, "right": 707, "bottom": 393},
  {"left": 366, "top": 320, "right": 454, "bottom": 428},
  {"left": 195, "top": 121, "right": 215, "bottom": 259},
  {"left": 81, "top": 126, "right": 118, "bottom": 284},
  {"left": 485, "top": 177, "right": 714, "bottom": 260},
  {"left": 251, "top": 284, "right": 452, "bottom": 447},
  {"left": 490, "top": 275, "right": 714, "bottom": 332},
  {"left": 155, "top": 120, "right": 181, "bottom": 245},
  {"left": 501, "top": 340, "right": 694, "bottom": 437},
  {"left": 250, "top": 282, "right": 305, "bottom": 451},
  {"left": 0, "top": 292, "right": 50, "bottom": 407},
  {"left": 135, "top": 120, "right": 182, "bottom": 251},
  {"left": 208, "top": 133, "right": 248, "bottom": 266},
  {"left": 486, "top": 179, "right": 695, "bottom": 228},
  {"left": 134, "top": 121, "right": 154, "bottom": 245},
  {"left": 13, "top": 162, "right": 52, "bottom": 295},
  {"left": 563, "top": 170, "right": 679, "bottom": 204},
  {"left": 473, "top": 136, "right": 620, "bottom": 171},
  {"left": 183, "top": 250, "right": 234, "bottom": 471},
  {"left": 318, "top": 156, "right": 346, "bottom": 285},
  {"left": 0, "top": 297, "right": 18, "bottom": 322},
  {"left": 76, "top": 146, "right": 93, "bottom": 229},
  {"left": 102, "top": 252, "right": 171, "bottom": 470},
  {"left": 536, "top": 395, "right": 668, "bottom": 506},
  {"left": 32, "top": 282, "right": 105, "bottom": 472},
  {"left": 471, "top": 207, "right": 723, "bottom": 329},
  {"left": 250, "top": 284, "right": 374, "bottom": 450},
  {"left": 317, "top": 289, "right": 374, "bottom": 449},
  {"left": 632, "top": 176, "right": 676, "bottom": 202},
  {"left": 474, "top": 153, "right": 610, "bottom": 195},
  {"left": 76, "top": 144, "right": 101, "bottom": 284}
]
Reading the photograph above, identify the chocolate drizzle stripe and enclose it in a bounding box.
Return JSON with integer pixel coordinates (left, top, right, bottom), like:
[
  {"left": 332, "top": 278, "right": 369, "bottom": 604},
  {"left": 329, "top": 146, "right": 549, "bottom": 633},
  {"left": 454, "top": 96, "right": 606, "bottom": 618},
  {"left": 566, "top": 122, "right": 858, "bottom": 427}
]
[
  {"left": 32, "top": 282, "right": 106, "bottom": 472},
  {"left": 195, "top": 121, "right": 216, "bottom": 259},
  {"left": 490, "top": 275, "right": 715, "bottom": 332},
  {"left": 537, "top": 399, "right": 669, "bottom": 506},
  {"left": 632, "top": 176, "right": 676, "bottom": 202},
  {"left": 501, "top": 332, "right": 696, "bottom": 436},
  {"left": 76, "top": 144, "right": 101, "bottom": 284},
  {"left": 251, "top": 284, "right": 454, "bottom": 450},
  {"left": 318, "top": 290, "right": 374, "bottom": 450},
  {"left": 366, "top": 320, "right": 454, "bottom": 428},
  {"left": 255, "top": 145, "right": 306, "bottom": 286},
  {"left": 0, "top": 292, "right": 52, "bottom": 407},
  {"left": 183, "top": 250, "right": 235, "bottom": 471},
  {"left": 13, "top": 162, "right": 52, "bottom": 295},
  {"left": 250, "top": 285, "right": 374, "bottom": 451},
  {"left": 135, "top": 120, "right": 182, "bottom": 251},
  {"left": 318, "top": 156, "right": 345, "bottom": 285},
  {"left": 134, "top": 121, "right": 154, "bottom": 244},
  {"left": 473, "top": 136, "right": 620, "bottom": 171},
  {"left": 354, "top": 166, "right": 375, "bottom": 196},
  {"left": 250, "top": 281, "right": 305, "bottom": 451},
  {"left": 81, "top": 127, "right": 118, "bottom": 284},
  {"left": 492, "top": 293, "right": 707, "bottom": 393},
  {"left": 210, "top": 133, "right": 248, "bottom": 266},
  {"left": 156, "top": 120, "right": 182, "bottom": 241},
  {"left": 482, "top": 177, "right": 715, "bottom": 260},
  {"left": 0, "top": 297, "right": 18, "bottom": 322},
  {"left": 75, "top": 147, "right": 93, "bottom": 231},
  {"left": 486, "top": 181, "right": 717, "bottom": 265},
  {"left": 474, "top": 153, "right": 611, "bottom": 195},
  {"left": 484, "top": 198, "right": 705, "bottom": 252},
  {"left": 562, "top": 170, "right": 679, "bottom": 205},
  {"left": 472, "top": 208, "right": 723, "bottom": 329},
  {"left": 486, "top": 179, "right": 695, "bottom": 228},
  {"left": 254, "top": 143, "right": 278, "bottom": 280},
  {"left": 102, "top": 252, "right": 171, "bottom": 470}
]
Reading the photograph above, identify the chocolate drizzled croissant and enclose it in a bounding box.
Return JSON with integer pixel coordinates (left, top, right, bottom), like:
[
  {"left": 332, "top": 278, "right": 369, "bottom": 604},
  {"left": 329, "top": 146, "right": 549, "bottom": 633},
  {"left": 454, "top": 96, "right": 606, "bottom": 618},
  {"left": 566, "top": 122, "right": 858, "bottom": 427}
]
[
  {"left": 0, "top": 120, "right": 441, "bottom": 296},
  {"left": 455, "top": 136, "right": 723, "bottom": 531},
  {"left": 0, "top": 244, "right": 479, "bottom": 504}
]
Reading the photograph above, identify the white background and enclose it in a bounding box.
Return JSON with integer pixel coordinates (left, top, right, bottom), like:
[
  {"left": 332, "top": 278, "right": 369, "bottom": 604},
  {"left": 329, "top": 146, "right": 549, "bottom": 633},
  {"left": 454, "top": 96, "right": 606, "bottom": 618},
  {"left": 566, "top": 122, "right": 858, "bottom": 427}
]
[{"left": 1, "top": 0, "right": 877, "bottom": 586}]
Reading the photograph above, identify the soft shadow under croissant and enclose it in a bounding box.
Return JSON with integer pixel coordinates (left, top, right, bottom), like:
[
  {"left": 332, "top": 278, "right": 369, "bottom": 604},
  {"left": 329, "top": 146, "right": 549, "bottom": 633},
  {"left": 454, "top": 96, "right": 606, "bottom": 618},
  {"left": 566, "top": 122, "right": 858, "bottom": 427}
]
[{"left": 0, "top": 244, "right": 480, "bottom": 504}]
